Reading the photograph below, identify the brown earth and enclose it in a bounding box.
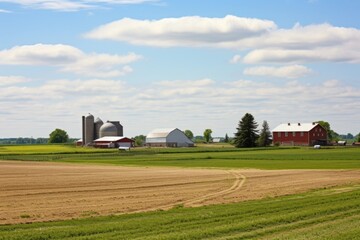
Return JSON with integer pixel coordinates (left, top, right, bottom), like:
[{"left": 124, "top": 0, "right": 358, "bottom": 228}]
[{"left": 1, "top": 160, "right": 359, "bottom": 224}]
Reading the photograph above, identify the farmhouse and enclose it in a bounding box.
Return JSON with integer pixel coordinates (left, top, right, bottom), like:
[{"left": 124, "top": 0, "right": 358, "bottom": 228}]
[
  {"left": 146, "top": 128, "right": 194, "bottom": 147},
  {"left": 93, "top": 136, "right": 134, "bottom": 148},
  {"left": 272, "top": 122, "right": 327, "bottom": 146}
]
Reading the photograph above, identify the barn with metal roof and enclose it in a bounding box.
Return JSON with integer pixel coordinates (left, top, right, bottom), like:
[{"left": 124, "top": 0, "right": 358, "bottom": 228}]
[
  {"left": 272, "top": 122, "right": 328, "bottom": 146},
  {"left": 146, "top": 128, "right": 194, "bottom": 147}
]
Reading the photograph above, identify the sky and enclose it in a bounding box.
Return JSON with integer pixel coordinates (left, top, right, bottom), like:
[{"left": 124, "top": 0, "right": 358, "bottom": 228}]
[{"left": 0, "top": 0, "right": 360, "bottom": 138}]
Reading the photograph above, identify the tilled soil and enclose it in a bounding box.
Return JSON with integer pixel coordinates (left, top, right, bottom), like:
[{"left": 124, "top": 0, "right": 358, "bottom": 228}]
[{"left": 1, "top": 161, "right": 359, "bottom": 224}]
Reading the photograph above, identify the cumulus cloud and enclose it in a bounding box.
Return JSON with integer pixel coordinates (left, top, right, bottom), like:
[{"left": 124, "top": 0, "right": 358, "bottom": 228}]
[
  {"left": 0, "top": 0, "right": 158, "bottom": 11},
  {"left": 86, "top": 16, "right": 360, "bottom": 64},
  {"left": 243, "top": 65, "right": 312, "bottom": 78},
  {"left": 0, "top": 44, "right": 142, "bottom": 78},
  {"left": 229, "top": 54, "right": 241, "bottom": 64},
  {"left": 85, "top": 15, "right": 277, "bottom": 47},
  {"left": 0, "top": 76, "right": 30, "bottom": 86},
  {"left": 227, "top": 23, "right": 360, "bottom": 63}
]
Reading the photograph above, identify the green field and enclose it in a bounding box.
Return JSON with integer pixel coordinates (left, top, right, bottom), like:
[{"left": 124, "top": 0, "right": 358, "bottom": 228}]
[
  {"left": 1, "top": 144, "right": 359, "bottom": 169},
  {"left": 1, "top": 184, "right": 359, "bottom": 240}
]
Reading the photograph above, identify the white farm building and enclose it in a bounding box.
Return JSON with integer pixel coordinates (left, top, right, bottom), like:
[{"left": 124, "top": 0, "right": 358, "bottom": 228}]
[{"left": 146, "top": 128, "right": 194, "bottom": 147}]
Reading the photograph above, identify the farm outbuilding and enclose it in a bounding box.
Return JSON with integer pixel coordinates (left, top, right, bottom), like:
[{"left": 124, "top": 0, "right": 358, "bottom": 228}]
[
  {"left": 146, "top": 128, "right": 194, "bottom": 147},
  {"left": 93, "top": 136, "right": 134, "bottom": 148},
  {"left": 272, "top": 122, "right": 327, "bottom": 146}
]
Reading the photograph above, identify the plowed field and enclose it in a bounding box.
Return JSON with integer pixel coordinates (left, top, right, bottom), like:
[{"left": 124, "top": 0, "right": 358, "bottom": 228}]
[{"left": 1, "top": 161, "right": 359, "bottom": 224}]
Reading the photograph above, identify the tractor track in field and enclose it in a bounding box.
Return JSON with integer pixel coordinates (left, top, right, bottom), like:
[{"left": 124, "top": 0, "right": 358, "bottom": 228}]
[
  {"left": 182, "top": 171, "right": 247, "bottom": 206},
  {"left": 143, "top": 170, "right": 247, "bottom": 211}
]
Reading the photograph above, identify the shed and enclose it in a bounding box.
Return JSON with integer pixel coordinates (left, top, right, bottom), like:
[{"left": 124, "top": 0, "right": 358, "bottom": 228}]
[
  {"left": 146, "top": 128, "right": 194, "bottom": 147},
  {"left": 272, "top": 122, "right": 327, "bottom": 146},
  {"left": 93, "top": 136, "right": 135, "bottom": 148}
]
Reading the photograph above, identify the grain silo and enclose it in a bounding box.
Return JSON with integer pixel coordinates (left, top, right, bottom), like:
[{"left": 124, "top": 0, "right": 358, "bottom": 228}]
[
  {"left": 84, "top": 113, "right": 94, "bottom": 145},
  {"left": 94, "top": 117, "right": 103, "bottom": 139},
  {"left": 99, "top": 121, "right": 118, "bottom": 138},
  {"left": 109, "top": 121, "right": 123, "bottom": 136}
]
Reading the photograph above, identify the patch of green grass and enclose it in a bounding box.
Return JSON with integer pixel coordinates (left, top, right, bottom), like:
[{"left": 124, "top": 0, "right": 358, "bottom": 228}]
[
  {"left": 0, "top": 145, "right": 359, "bottom": 169},
  {"left": 1, "top": 185, "right": 359, "bottom": 240}
]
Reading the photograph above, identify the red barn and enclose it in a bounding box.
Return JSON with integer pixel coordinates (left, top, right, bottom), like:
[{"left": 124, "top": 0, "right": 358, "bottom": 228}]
[
  {"left": 272, "top": 122, "right": 327, "bottom": 146},
  {"left": 93, "top": 136, "right": 135, "bottom": 148}
]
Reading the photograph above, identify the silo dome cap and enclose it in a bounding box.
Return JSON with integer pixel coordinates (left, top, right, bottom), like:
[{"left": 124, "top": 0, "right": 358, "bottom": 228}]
[
  {"left": 95, "top": 117, "right": 103, "bottom": 124},
  {"left": 99, "top": 122, "right": 118, "bottom": 137}
]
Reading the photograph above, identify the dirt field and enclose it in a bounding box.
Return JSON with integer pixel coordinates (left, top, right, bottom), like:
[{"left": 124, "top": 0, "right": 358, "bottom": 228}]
[{"left": 1, "top": 161, "right": 360, "bottom": 224}]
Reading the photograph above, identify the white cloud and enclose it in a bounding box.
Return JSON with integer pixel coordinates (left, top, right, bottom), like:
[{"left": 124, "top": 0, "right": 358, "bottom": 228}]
[
  {"left": 86, "top": 16, "right": 360, "bottom": 64},
  {"left": 85, "top": 15, "right": 277, "bottom": 47},
  {"left": 236, "top": 23, "right": 360, "bottom": 63},
  {"left": 0, "top": 0, "right": 158, "bottom": 11},
  {"left": 0, "top": 9, "right": 11, "bottom": 13},
  {"left": 0, "top": 44, "right": 142, "bottom": 78},
  {"left": 1, "top": 76, "right": 360, "bottom": 137},
  {"left": 229, "top": 54, "right": 241, "bottom": 64},
  {"left": 243, "top": 65, "right": 312, "bottom": 79},
  {"left": 0, "top": 76, "right": 30, "bottom": 86}
]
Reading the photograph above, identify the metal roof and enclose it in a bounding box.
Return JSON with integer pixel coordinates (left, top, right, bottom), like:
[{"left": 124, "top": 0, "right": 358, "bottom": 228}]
[
  {"left": 272, "top": 123, "right": 319, "bottom": 132},
  {"left": 94, "top": 136, "right": 132, "bottom": 142},
  {"left": 146, "top": 128, "right": 177, "bottom": 138}
]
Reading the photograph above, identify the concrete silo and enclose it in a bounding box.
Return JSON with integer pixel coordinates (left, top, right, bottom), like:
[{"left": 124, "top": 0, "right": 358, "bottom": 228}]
[
  {"left": 84, "top": 113, "right": 94, "bottom": 145},
  {"left": 99, "top": 121, "right": 118, "bottom": 138},
  {"left": 94, "top": 117, "right": 103, "bottom": 140}
]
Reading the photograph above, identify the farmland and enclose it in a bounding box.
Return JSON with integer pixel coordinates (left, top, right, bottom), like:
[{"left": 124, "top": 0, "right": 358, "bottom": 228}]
[
  {"left": 0, "top": 144, "right": 360, "bottom": 169},
  {"left": 0, "top": 144, "right": 360, "bottom": 239}
]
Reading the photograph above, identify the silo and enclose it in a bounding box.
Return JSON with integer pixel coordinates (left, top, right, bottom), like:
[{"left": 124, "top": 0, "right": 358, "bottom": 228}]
[
  {"left": 94, "top": 117, "right": 103, "bottom": 140},
  {"left": 85, "top": 113, "right": 94, "bottom": 145},
  {"left": 110, "top": 121, "right": 123, "bottom": 136},
  {"left": 99, "top": 121, "right": 118, "bottom": 138},
  {"left": 82, "top": 116, "right": 85, "bottom": 146}
]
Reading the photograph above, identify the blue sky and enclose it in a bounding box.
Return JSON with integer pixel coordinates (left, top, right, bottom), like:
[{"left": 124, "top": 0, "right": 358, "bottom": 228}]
[{"left": 0, "top": 0, "right": 359, "bottom": 138}]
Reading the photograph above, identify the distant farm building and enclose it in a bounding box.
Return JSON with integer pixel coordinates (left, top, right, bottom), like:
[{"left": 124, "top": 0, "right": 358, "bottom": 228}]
[
  {"left": 146, "top": 128, "right": 194, "bottom": 147},
  {"left": 272, "top": 122, "right": 327, "bottom": 146},
  {"left": 93, "top": 137, "right": 134, "bottom": 148},
  {"left": 77, "top": 113, "right": 131, "bottom": 148}
]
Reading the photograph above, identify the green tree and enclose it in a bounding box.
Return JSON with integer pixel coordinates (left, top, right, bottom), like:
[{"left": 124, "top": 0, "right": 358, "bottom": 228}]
[
  {"left": 184, "top": 130, "right": 194, "bottom": 140},
  {"left": 234, "top": 113, "right": 258, "bottom": 148},
  {"left": 224, "top": 134, "right": 229, "bottom": 143},
  {"left": 356, "top": 133, "right": 360, "bottom": 142},
  {"left": 48, "top": 128, "right": 69, "bottom": 143},
  {"left": 257, "top": 120, "right": 272, "bottom": 147},
  {"left": 203, "top": 129, "right": 212, "bottom": 143},
  {"left": 316, "top": 120, "right": 334, "bottom": 141},
  {"left": 133, "top": 135, "right": 146, "bottom": 147}
]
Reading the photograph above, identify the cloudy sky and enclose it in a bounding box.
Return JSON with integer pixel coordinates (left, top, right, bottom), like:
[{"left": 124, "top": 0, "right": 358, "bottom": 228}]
[{"left": 0, "top": 0, "right": 359, "bottom": 138}]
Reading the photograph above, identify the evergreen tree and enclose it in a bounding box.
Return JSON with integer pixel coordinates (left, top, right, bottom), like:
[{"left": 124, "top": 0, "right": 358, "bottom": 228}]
[
  {"left": 224, "top": 133, "right": 229, "bottom": 143},
  {"left": 234, "top": 113, "right": 258, "bottom": 148},
  {"left": 257, "top": 120, "right": 272, "bottom": 147}
]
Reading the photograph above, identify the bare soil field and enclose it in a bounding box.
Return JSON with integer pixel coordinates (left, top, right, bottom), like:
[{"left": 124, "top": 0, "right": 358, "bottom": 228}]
[{"left": 1, "top": 161, "right": 360, "bottom": 224}]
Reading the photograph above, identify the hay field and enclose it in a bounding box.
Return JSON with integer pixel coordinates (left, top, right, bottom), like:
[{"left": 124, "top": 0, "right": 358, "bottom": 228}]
[{"left": 1, "top": 160, "right": 360, "bottom": 224}]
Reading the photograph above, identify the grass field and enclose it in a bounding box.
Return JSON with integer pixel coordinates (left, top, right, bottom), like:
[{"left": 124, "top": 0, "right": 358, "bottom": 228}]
[
  {"left": 1, "top": 144, "right": 359, "bottom": 169},
  {"left": 1, "top": 184, "right": 359, "bottom": 240}
]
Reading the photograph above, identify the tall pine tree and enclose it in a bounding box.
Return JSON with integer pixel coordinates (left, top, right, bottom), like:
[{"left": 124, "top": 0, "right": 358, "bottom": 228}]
[
  {"left": 257, "top": 120, "right": 272, "bottom": 147},
  {"left": 234, "top": 113, "right": 258, "bottom": 148}
]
